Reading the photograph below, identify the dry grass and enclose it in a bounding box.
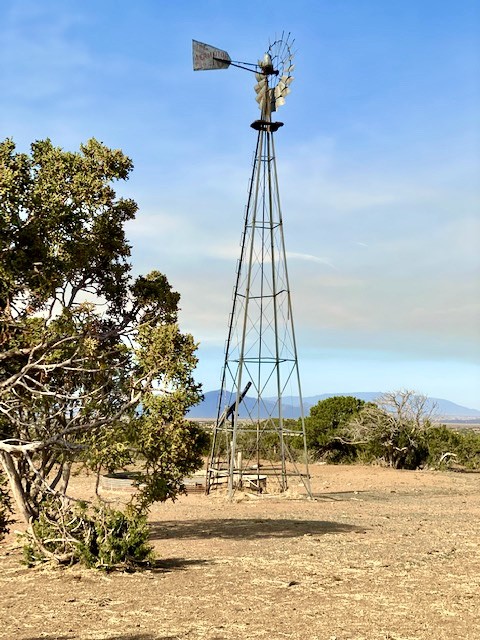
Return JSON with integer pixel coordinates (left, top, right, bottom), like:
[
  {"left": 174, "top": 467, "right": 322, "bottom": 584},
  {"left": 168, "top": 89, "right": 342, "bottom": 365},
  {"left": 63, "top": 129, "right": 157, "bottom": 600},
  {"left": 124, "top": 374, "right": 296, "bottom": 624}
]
[{"left": 1, "top": 464, "right": 479, "bottom": 639}]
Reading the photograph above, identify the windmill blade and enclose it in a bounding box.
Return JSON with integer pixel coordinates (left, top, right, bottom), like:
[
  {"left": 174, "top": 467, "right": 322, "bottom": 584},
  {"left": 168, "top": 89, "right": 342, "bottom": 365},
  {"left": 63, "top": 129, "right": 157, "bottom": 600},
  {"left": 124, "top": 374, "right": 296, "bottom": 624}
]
[
  {"left": 256, "top": 91, "right": 267, "bottom": 105},
  {"left": 192, "top": 40, "right": 231, "bottom": 70},
  {"left": 274, "top": 84, "right": 291, "bottom": 99},
  {"left": 255, "top": 75, "right": 268, "bottom": 96}
]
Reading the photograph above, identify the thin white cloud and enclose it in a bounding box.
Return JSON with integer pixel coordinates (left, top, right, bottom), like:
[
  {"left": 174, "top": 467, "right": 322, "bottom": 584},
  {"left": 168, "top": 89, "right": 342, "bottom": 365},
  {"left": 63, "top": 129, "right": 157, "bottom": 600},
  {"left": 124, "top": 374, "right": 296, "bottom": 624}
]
[
  {"left": 125, "top": 211, "right": 186, "bottom": 238},
  {"left": 287, "top": 251, "right": 336, "bottom": 269}
]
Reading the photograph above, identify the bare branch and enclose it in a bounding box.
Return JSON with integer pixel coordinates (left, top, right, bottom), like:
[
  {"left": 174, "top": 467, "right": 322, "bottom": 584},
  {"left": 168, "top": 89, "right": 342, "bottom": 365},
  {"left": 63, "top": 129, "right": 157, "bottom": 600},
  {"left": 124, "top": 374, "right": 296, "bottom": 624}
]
[{"left": 0, "top": 439, "right": 45, "bottom": 454}]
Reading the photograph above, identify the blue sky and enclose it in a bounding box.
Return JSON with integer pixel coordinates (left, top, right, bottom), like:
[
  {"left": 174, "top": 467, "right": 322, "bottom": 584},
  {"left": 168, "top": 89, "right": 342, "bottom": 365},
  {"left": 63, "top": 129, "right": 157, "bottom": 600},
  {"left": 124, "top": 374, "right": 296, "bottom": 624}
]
[{"left": 1, "top": 0, "right": 479, "bottom": 409}]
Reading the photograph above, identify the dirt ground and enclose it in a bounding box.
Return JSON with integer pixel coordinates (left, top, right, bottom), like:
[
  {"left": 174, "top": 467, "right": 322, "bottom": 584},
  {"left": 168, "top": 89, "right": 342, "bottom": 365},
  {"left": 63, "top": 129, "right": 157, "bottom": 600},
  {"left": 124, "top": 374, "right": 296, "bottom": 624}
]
[{"left": 0, "top": 464, "right": 479, "bottom": 640}]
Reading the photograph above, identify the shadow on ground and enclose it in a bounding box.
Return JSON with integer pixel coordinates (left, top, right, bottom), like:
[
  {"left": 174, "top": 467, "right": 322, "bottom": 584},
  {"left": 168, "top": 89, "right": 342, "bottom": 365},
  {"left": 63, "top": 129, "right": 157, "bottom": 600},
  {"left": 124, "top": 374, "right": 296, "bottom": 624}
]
[
  {"left": 313, "top": 490, "right": 369, "bottom": 501},
  {"left": 150, "top": 556, "right": 210, "bottom": 572},
  {"left": 149, "top": 517, "right": 365, "bottom": 540},
  {"left": 23, "top": 635, "right": 175, "bottom": 640}
]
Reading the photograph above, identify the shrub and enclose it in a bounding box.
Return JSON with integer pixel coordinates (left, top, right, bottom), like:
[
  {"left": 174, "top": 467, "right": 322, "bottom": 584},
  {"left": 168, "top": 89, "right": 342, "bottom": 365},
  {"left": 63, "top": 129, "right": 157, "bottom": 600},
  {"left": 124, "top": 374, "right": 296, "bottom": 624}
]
[
  {"left": 343, "top": 391, "right": 439, "bottom": 469},
  {"left": 23, "top": 499, "right": 154, "bottom": 570},
  {"left": 426, "top": 425, "right": 480, "bottom": 469},
  {"left": 305, "top": 396, "right": 365, "bottom": 462},
  {"left": 454, "top": 430, "right": 480, "bottom": 469}
]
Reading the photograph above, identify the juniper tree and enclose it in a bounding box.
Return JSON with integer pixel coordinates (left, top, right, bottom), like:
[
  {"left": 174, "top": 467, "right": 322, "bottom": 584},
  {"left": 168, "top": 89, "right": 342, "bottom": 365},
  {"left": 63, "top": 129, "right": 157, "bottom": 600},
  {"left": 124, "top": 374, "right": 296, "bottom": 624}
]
[{"left": 0, "top": 139, "right": 204, "bottom": 550}]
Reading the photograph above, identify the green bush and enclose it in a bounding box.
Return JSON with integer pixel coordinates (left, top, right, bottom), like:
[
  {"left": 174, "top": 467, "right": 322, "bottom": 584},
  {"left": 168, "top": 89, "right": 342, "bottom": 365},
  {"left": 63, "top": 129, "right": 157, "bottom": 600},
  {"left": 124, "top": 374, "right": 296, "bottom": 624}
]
[
  {"left": 454, "top": 430, "right": 480, "bottom": 468},
  {"left": 23, "top": 499, "right": 154, "bottom": 570},
  {"left": 426, "top": 425, "right": 480, "bottom": 469},
  {"left": 393, "top": 429, "right": 429, "bottom": 469},
  {"left": 305, "top": 396, "right": 366, "bottom": 463}
]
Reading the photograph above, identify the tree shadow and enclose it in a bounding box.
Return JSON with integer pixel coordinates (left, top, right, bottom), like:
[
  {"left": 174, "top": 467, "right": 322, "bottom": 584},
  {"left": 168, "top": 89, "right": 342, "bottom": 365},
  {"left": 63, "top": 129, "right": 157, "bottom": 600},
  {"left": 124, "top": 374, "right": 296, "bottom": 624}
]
[
  {"left": 112, "top": 556, "right": 211, "bottom": 574},
  {"left": 150, "top": 556, "right": 210, "bottom": 572},
  {"left": 149, "top": 517, "right": 365, "bottom": 541}
]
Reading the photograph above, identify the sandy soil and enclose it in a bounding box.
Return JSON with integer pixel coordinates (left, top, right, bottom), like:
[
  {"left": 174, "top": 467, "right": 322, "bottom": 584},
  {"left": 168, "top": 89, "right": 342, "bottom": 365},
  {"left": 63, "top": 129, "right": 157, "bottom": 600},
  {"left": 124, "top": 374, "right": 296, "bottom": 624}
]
[{"left": 0, "top": 464, "right": 479, "bottom": 640}]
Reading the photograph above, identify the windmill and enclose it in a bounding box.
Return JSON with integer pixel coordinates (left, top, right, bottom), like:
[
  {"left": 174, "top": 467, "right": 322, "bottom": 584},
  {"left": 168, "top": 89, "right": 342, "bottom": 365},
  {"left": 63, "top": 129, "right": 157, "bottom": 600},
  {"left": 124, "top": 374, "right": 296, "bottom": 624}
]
[{"left": 193, "top": 35, "right": 311, "bottom": 498}]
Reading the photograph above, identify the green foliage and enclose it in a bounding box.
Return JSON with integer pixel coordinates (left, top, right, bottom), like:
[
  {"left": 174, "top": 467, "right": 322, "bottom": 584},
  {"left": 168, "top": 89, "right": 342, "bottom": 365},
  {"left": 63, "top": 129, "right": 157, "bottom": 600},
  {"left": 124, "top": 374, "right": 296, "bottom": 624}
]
[
  {"left": 452, "top": 430, "right": 480, "bottom": 469},
  {"left": 23, "top": 499, "right": 154, "bottom": 570},
  {"left": 131, "top": 417, "right": 210, "bottom": 509},
  {"left": 425, "top": 425, "right": 480, "bottom": 469},
  {"left": 0, "top": 469, "right": 13, "bottom": 540},
  {"left": 0, "top": 138, "right": 203, "bottom": 556},
  {"left": 425, "top": 425, "right": 461, "bottom": 468},
  {"left": 0, "top": 137, "right": 136, "bottom": 309},
  {"left": 305, "top": 396, "right": 365, "bottom": 462}
]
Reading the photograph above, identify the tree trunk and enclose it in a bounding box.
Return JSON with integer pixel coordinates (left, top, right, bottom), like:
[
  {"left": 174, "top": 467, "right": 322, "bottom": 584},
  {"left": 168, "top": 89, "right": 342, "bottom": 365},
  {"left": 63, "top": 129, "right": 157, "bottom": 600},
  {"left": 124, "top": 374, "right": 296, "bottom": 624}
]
[
  {"left": 0, "top": 452, "right": 35, "bottom": 523},
  {"left": 57, "top": 462, "right": 72, "bottom": 509}
]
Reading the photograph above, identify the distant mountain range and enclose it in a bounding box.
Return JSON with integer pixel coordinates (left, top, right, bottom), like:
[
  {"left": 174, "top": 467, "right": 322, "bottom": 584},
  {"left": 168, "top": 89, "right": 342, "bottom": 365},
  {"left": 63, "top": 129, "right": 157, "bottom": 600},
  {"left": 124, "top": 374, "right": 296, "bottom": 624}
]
[{"left": 188, "top": 390, "right": 480, "bottom": 421}]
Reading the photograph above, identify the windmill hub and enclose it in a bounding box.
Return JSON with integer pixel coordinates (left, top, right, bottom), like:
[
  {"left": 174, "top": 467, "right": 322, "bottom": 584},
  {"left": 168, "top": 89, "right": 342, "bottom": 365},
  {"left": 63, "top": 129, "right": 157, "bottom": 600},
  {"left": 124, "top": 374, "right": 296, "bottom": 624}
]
[{"left": 259, "top": 60, "right": 278, "bottom": 77}]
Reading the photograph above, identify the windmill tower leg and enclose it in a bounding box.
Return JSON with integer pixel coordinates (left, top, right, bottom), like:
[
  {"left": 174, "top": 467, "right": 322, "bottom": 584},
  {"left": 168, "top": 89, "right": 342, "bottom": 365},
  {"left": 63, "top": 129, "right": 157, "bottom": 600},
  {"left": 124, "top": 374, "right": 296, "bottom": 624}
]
[{"left": 206, "top": 119, "right": 312, "bottom": 498}]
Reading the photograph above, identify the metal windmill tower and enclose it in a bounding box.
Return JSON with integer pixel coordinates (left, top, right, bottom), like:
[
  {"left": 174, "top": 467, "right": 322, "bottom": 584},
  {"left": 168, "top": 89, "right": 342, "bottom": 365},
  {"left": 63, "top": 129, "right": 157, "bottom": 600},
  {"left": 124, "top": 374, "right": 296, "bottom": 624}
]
[{"left": 193, "top": 35, "right": 311, "bottom": 498}]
